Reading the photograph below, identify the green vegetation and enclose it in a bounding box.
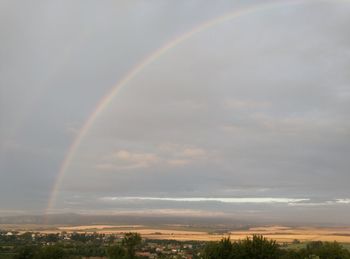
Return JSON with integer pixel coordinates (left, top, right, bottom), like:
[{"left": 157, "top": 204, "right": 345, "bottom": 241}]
[
  {"left": 107, "top": 232, "right": 141, "bottom": 259},
  {"left": 122, "top": 232, "right": 142, "bottom": 259},
  {"left": 1, "top": 230, "right": 350, "bottom": 258},
  {"left": 0, "top": 231, "right": 143, "bottom": 259},
  {"left": 203, "top": 235, "right": 350, "bottom": 259},
  {"left": 204, "top": 235, "right": 279, "bottom": 259},
  {"left": 107, "top": 244, "right": 126, "bottom": 259}
]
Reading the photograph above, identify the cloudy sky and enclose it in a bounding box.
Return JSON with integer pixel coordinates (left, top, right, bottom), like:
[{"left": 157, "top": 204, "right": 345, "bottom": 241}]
[{"left": 1, "top": 0, "right": 350, "bottom": 224}]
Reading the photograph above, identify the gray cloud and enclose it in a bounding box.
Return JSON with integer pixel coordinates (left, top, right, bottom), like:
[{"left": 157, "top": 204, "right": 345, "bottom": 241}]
[{"left": 1, "top": 0, "right": 350, "bottom": 224}]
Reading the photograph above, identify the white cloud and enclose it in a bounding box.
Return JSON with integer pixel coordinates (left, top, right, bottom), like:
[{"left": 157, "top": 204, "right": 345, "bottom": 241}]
[
  {"left": 288, "top": 199, "right": 350, "bottom": 207},
  {"left": 101, "top": 196, "right": 309, "bottom": 204},
  {"left": 336, "top": 199, "right": 350, "bottom": 204},
  {"left": 287, "top": 202, "right": 334, "bottom": 207}
]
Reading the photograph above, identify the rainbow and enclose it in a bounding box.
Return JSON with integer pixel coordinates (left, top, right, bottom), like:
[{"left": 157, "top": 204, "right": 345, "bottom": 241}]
[{"left": 45, "top": 0, "right": 329, "bottom": 216}]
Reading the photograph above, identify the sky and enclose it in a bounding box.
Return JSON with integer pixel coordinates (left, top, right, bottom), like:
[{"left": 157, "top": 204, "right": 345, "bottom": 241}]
[{"left": 1, "top": 0, "right": 350, "bottom": 224}]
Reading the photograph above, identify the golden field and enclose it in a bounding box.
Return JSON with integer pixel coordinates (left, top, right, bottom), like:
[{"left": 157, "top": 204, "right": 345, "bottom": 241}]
[{"left": 10, "top": 225, "right": 349, "bottom": 243}]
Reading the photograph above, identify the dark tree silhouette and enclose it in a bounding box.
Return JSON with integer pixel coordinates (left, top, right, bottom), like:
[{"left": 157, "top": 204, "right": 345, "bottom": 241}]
[
  {"left": 204, "top": 235, "right": 279, "bottom": 259},
  {"left": 122, "top": 232, "right": 142, "bottom": 259}
]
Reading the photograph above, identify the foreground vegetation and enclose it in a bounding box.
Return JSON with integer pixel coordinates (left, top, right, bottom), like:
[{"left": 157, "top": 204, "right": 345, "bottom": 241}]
[
  {"left": 1, "top": 230, "right": 350, "bottom": 258},
  {"left": 204, "top": 235, "right": 350, "bottom": 259}
]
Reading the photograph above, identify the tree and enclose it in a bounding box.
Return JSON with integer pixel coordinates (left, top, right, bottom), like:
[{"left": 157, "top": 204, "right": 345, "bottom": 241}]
[
  {"left": 239, "top": 235, "right": 280, "bottom": 259},
  {"left": 35, "top": 245, "right": 66, "bottom": 259},
  {"left": 303, "top": 241, "right": 350, "bottom": 259},
  {"left": 122, "top": 232, "right": 142, "bottom": 259},
  {"left": 107, "top": 244, "right": 126, "bottom": 259},
  {"left": 203, "top": 235, "right": 280, "bottom": 259},
  {"left": 204, "top": 237, "right": 235, "bottom": 259},
  {"left": 15, "top": 246, "right": 37, "bottom": 259}
]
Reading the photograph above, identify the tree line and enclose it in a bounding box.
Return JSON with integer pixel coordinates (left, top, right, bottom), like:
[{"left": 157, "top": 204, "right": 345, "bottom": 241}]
[
  {"left": 204, "top": 235, "right": 350, "bottom": 259},
  {"left": 9, "top": 232, "right": 350, "bottom": 259}
]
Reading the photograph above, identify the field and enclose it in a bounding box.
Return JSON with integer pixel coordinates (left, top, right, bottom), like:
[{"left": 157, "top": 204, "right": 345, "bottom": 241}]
[{"left": 4, "top": 224, "right": 350, "bottom": 243}]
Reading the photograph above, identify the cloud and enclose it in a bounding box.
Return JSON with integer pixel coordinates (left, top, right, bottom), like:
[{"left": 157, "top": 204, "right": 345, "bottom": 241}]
[
  {"left": 3, "top": 0, "right": 350, "bottom": 221},
  {"left": 164, "top": 145, "right": 212, "bottom": 167},
  {"left": 287, "top": 199, "right": 350, "bottom": 207},
  {"left": 97, "top": 145, "right": 212, "bottom": 171},
  {"left": 97, "top": 150, "right": 159, "bottom": 170},
  {"left": 224, "top": 99, "right": 271, "bottom": 110},
  {"left": 287, "top": 202, "right": 334, "bottom": 207},
  {"left": 66, "top": 208, "right": 229, "bottom": 217},
  {"left": 221, "top": 112, "right": 338, "bottom": 137},
  {"left": 101, "top": 196, "right": 309, "bottom": 204},
  {"left": 336, "top": 199, "right": 350, "bottom": 204},
  {"left": 167, "top": 159, "right": 190, "bottom": 166},
  {"left": 182, "top": 147, "right": 206, "bottom": 158},
  {"left": 113, "top": 150, "right": 159, "bottom": 164},
  {"left": 164, "top": 146, "right": 208, "bottom": 166}
]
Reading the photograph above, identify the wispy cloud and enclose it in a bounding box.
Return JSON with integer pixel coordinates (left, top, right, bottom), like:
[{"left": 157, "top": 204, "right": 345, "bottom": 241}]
[
  {"left": 182, "top": 147, "right": 206, "bottom": 158},
  {"left": 100, "top": 197, "right": 309, "bottom": 204},
  {"left": 167, "top": 159, "right": 190, "bottom": 166},
  {"left": 97, "top": 145, "right": 212, "bottom": 170},
  {"left": 166, "top": 147, "right": 208, "bottom": 166},
  {"left": 336, "top": 199, "right": 350, "bottom": 204},
  {"left": 288, "top": 199, "right": 350, "bottom": 207},
  {"left": 224, "top": 99, "right": 271, "bottom": 110},
  {"left": 97, "top": 150, "right": 159, "bottom": 170}
]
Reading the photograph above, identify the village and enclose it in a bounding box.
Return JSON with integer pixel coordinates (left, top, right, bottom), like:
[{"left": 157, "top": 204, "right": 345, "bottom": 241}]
[{"left": 0, "top": 230, "right": 205, "bottom": 258}]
